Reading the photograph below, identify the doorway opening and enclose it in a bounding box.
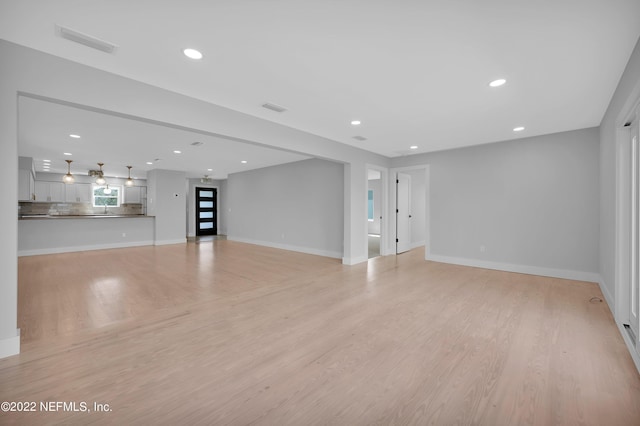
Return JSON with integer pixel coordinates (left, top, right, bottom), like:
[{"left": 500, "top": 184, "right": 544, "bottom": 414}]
[
  {"left": 367, "top": 167, "right": 386, "bottom": 259},
  {"left": 396, "top": 172, "right": 412, "bottom": 254},
  {"left": 196, "top": 187, "right": 217, "bottom": 236}
]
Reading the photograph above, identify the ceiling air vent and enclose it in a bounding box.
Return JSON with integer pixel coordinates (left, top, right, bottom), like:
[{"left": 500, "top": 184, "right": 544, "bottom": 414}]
[
  {"left": 56, "top": 25, "right": 118, "bottom": 54},
  {"left": 191, "top": 141, "right": 204, "bottom": 146},
  {"left": 262, "top": 102, "right": 287, "bottom": 113},
  {"left": 352, "top": 135, "right": 367, "bottom": 141}
]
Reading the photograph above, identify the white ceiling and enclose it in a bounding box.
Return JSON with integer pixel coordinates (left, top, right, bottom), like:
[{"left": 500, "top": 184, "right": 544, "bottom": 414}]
[
  {"left": 3, "top": 0, "right": 640, "bottom": 160},
  {"left": 18, "top": 96, "right": 309, "bottom": 179}
]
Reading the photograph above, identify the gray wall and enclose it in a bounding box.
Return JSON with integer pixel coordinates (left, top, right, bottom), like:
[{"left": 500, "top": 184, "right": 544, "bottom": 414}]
[
  {"left": 600, "top": 37, "right": 640, "bottom": 301},
  {"left": 392, "top": 128, "right": 600, "bottom": 277},
  {"left": 406, "top": 169, "right": 426, "bottom": 246},
  {"left": 367, "top": 178, "right": 381, "bottom": 235},
  {"left": 227, "top": 159, "right": 344, "bottom": 258},
  {"left": 147, "top": 169, "right": 187, "bottom": 244}
]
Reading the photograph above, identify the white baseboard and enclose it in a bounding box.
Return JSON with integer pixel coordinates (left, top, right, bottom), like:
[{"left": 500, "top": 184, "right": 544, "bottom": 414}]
[
  {"left": 597, "top": 275, "right": 615, "bottom": 312},
  {"left": 410, "top": 240, "right": 425, "bottom": 250},
  {"left": 343, "top": 255, "right": 368, "bottom": 265},
  {"left": 0, "top": 329, "right": 20, "bottom": 359},
  {"left": 227, "top": 236, "right": 342, "bottom": 259},
  {"left": 598, "top": 276, "right": 640, "bottom": 374},
  {"left": 154, "top": 238, "right": 187, "bottom": 246},
  {"left": 617, "top": 319, "right": 640, "bottom": 373},
  {"left": 18, "top": 240, "right": 155, "bottom": 256},
  {"left": 425, "top": 253, "right": 600, "bottom": 283}
]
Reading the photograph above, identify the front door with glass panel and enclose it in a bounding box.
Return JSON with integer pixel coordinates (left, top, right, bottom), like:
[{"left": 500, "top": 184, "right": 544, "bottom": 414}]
[{"left": 196, "top": 187, "right": 217, "bottom": 236}]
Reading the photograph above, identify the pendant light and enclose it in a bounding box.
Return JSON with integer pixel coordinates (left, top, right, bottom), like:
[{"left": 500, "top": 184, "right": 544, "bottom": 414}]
[
  {"left": 103, "top": 183, "right": 112, "bottom": 195},
  {"left": 63, "top": 159, "right": 75, "bottom": 184},
  {"left": 125, "top": 166, "right": 134, "bottom": 187},
  {"left": 95, "top": 162, "right": 106, "bottom": 185}
]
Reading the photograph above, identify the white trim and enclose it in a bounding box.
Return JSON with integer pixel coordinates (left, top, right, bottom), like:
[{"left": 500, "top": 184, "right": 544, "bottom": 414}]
[
  {"left": 154, "top": 238, "right": 187, "bottom": 246},
  {"left": 343, "top": 255, "right": 368, "bottom": 265},
  {"left": 389, "top": 164, "right": 430, "bottom": 257},
  {"left": 598, "top": 275, "right": 615, "bottom": 311},
  {"left": 18, "top": 240, "right": 154, "bottom": 256},
  {"left": 228, "top": 236, "right": 342, "bottom": 259},
  {"left": 0, "top": 329, "right": 20, "bottom": 359},
  {"left": 618, "top": 321, "right": 640, "bottom": 373},
  {"left": 426, "top": 253, "right": 600, "bottom": 283},
  {"left": 592, "top": 276, "right": 639, "bottom": 376},
  {"left": 366, "top": 164, "right": 389, "bottom": 256}
]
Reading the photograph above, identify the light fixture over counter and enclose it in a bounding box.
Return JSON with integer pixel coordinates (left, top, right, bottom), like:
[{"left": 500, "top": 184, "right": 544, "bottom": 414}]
[
  {"left": 63, "top": 159, "right": 74, "bottom": 184},
  {"left": 95, "top": 162, "right": 106, "bottom": 185},
  {"left": 126, "top": 166, "right": 134, "bottom": 187}
]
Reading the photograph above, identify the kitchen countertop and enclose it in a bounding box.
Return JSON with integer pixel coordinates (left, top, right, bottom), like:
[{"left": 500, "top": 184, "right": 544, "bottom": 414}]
[{"left": 19, "top": 214, "right": 153, "bottom": 220}]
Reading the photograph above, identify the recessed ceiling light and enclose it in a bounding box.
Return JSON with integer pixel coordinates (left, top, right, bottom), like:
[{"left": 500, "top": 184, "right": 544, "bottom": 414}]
[
  {"left": 63, "top": 152, "right": 72, "bottom": 156},
  {"left": 183, "top": 48, "right": 203, "bottom": 60},
  {"left": 513, "top": 126, "right": 525, "bottom": 132},
  {"left": 173, "top": 150, "right": 182, "bottom": 154},
  {"left": 146, "top": 162, "right": 153, "bottom": 165},
  {"left": 207, "top": 168, "right": 213, "bottom": 171},
  {"left": 241, "top": 160, "right": 248, "bottom": 164},
  {"left": 410, "top": 145, "right": 418, "bottom": 150},
  {"left": 489, "top": 79, "right": 507, "bottom": 87},
  {"left": 69, "top": 134, "right": 81, "bottom": 139},
  {"left": 351, "top": 120, "right": 361, "bottom": 126},
  {"left": 43, "top": 159, "right": 51, "bottom": 163}
]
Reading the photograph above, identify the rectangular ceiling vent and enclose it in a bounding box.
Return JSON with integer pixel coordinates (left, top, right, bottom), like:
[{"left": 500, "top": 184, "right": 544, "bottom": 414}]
[
  {"left": 56, "top": 25, "right": 118, "bottom": 54},
  {"left": 352, "top": 135, "right": 367, "bottom": 141},
  {"left": 262, "top": 102, "right": 287, "bottom": 113}
]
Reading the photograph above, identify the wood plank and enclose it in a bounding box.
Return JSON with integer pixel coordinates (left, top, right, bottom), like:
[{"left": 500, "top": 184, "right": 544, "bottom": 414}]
[{"left": 1, "top": 241, "right": 638, "bottom": 425}]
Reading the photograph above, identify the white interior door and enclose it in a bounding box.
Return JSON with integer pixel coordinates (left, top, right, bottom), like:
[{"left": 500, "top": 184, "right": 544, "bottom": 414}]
[
  {"left": 396, "top": 172, "right": 412, "bottom": 254},
  {"left": 630, "top": 120, "right": 640, "bottom": 339}
]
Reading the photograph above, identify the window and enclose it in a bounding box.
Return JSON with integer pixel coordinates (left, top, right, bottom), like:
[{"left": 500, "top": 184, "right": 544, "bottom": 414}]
[
  {"left": 93, "top": 185, "right": 121, "bottom": 208},
  {"left": 368, "top": 189, "right": 374, "bottom": 221}
]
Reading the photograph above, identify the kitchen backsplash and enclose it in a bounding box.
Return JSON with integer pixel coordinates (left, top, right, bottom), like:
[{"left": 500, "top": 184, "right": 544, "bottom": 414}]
[{"left": 19, "top": 201, "right": 144, "bottom": 216}]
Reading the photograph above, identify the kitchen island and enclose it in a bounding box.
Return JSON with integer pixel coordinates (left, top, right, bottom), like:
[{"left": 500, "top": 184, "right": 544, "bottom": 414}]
[{"left": 18, "top": 215, "right": 156, "bottom": 256}]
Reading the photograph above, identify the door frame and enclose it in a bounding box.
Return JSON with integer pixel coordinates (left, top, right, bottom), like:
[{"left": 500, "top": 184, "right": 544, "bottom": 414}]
[
  {"left": 615, "top": 93, "right": 640, "bottom": 371},
  {"left": 388, "top": 164, "right": 430, "bottom": 258},
  {"left": 396, "top": 172, "right": 412, "bottom": 254},
  {"left": 365, "top": 164, "right": 389, "bottom": 257},
  {"left": 195, "top": 186, "right": 218, "bottom": 236}
]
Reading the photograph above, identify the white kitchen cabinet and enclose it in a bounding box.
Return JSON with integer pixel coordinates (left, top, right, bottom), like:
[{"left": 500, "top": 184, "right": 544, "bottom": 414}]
[
  {"left": 18, "top": 156, "right": 35, "bottom": 202},
  {"left": 65, "top": 183, "right": 92, "bottom": 203},
  {"left": 18, "top": 169, "right": 35, "bottom": 201},
  {"left": 124, "top": 186, "right": 142, "bottom": 203},
  {"left": 35, "top": 181, "right": 65, "bottom": 202}
]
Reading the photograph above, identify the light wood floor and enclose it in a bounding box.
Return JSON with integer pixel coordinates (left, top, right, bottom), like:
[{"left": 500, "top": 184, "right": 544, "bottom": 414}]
[{"left": 2, "top": 241, "right": 639, "bottom": 425}]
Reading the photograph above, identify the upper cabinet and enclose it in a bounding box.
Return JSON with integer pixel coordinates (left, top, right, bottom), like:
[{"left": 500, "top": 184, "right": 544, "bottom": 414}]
[
  {"left": 34, "top": 181, "right": 65, "bottom": 202},
  {"left": 18, "top": 156, "right": 35, "bottom": 201},
  {"left": 124, "top": 186, "right": 142, "bottom": 204},
  {"left": 65, "top": 183, "right": 92, "bottom": 203}
]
